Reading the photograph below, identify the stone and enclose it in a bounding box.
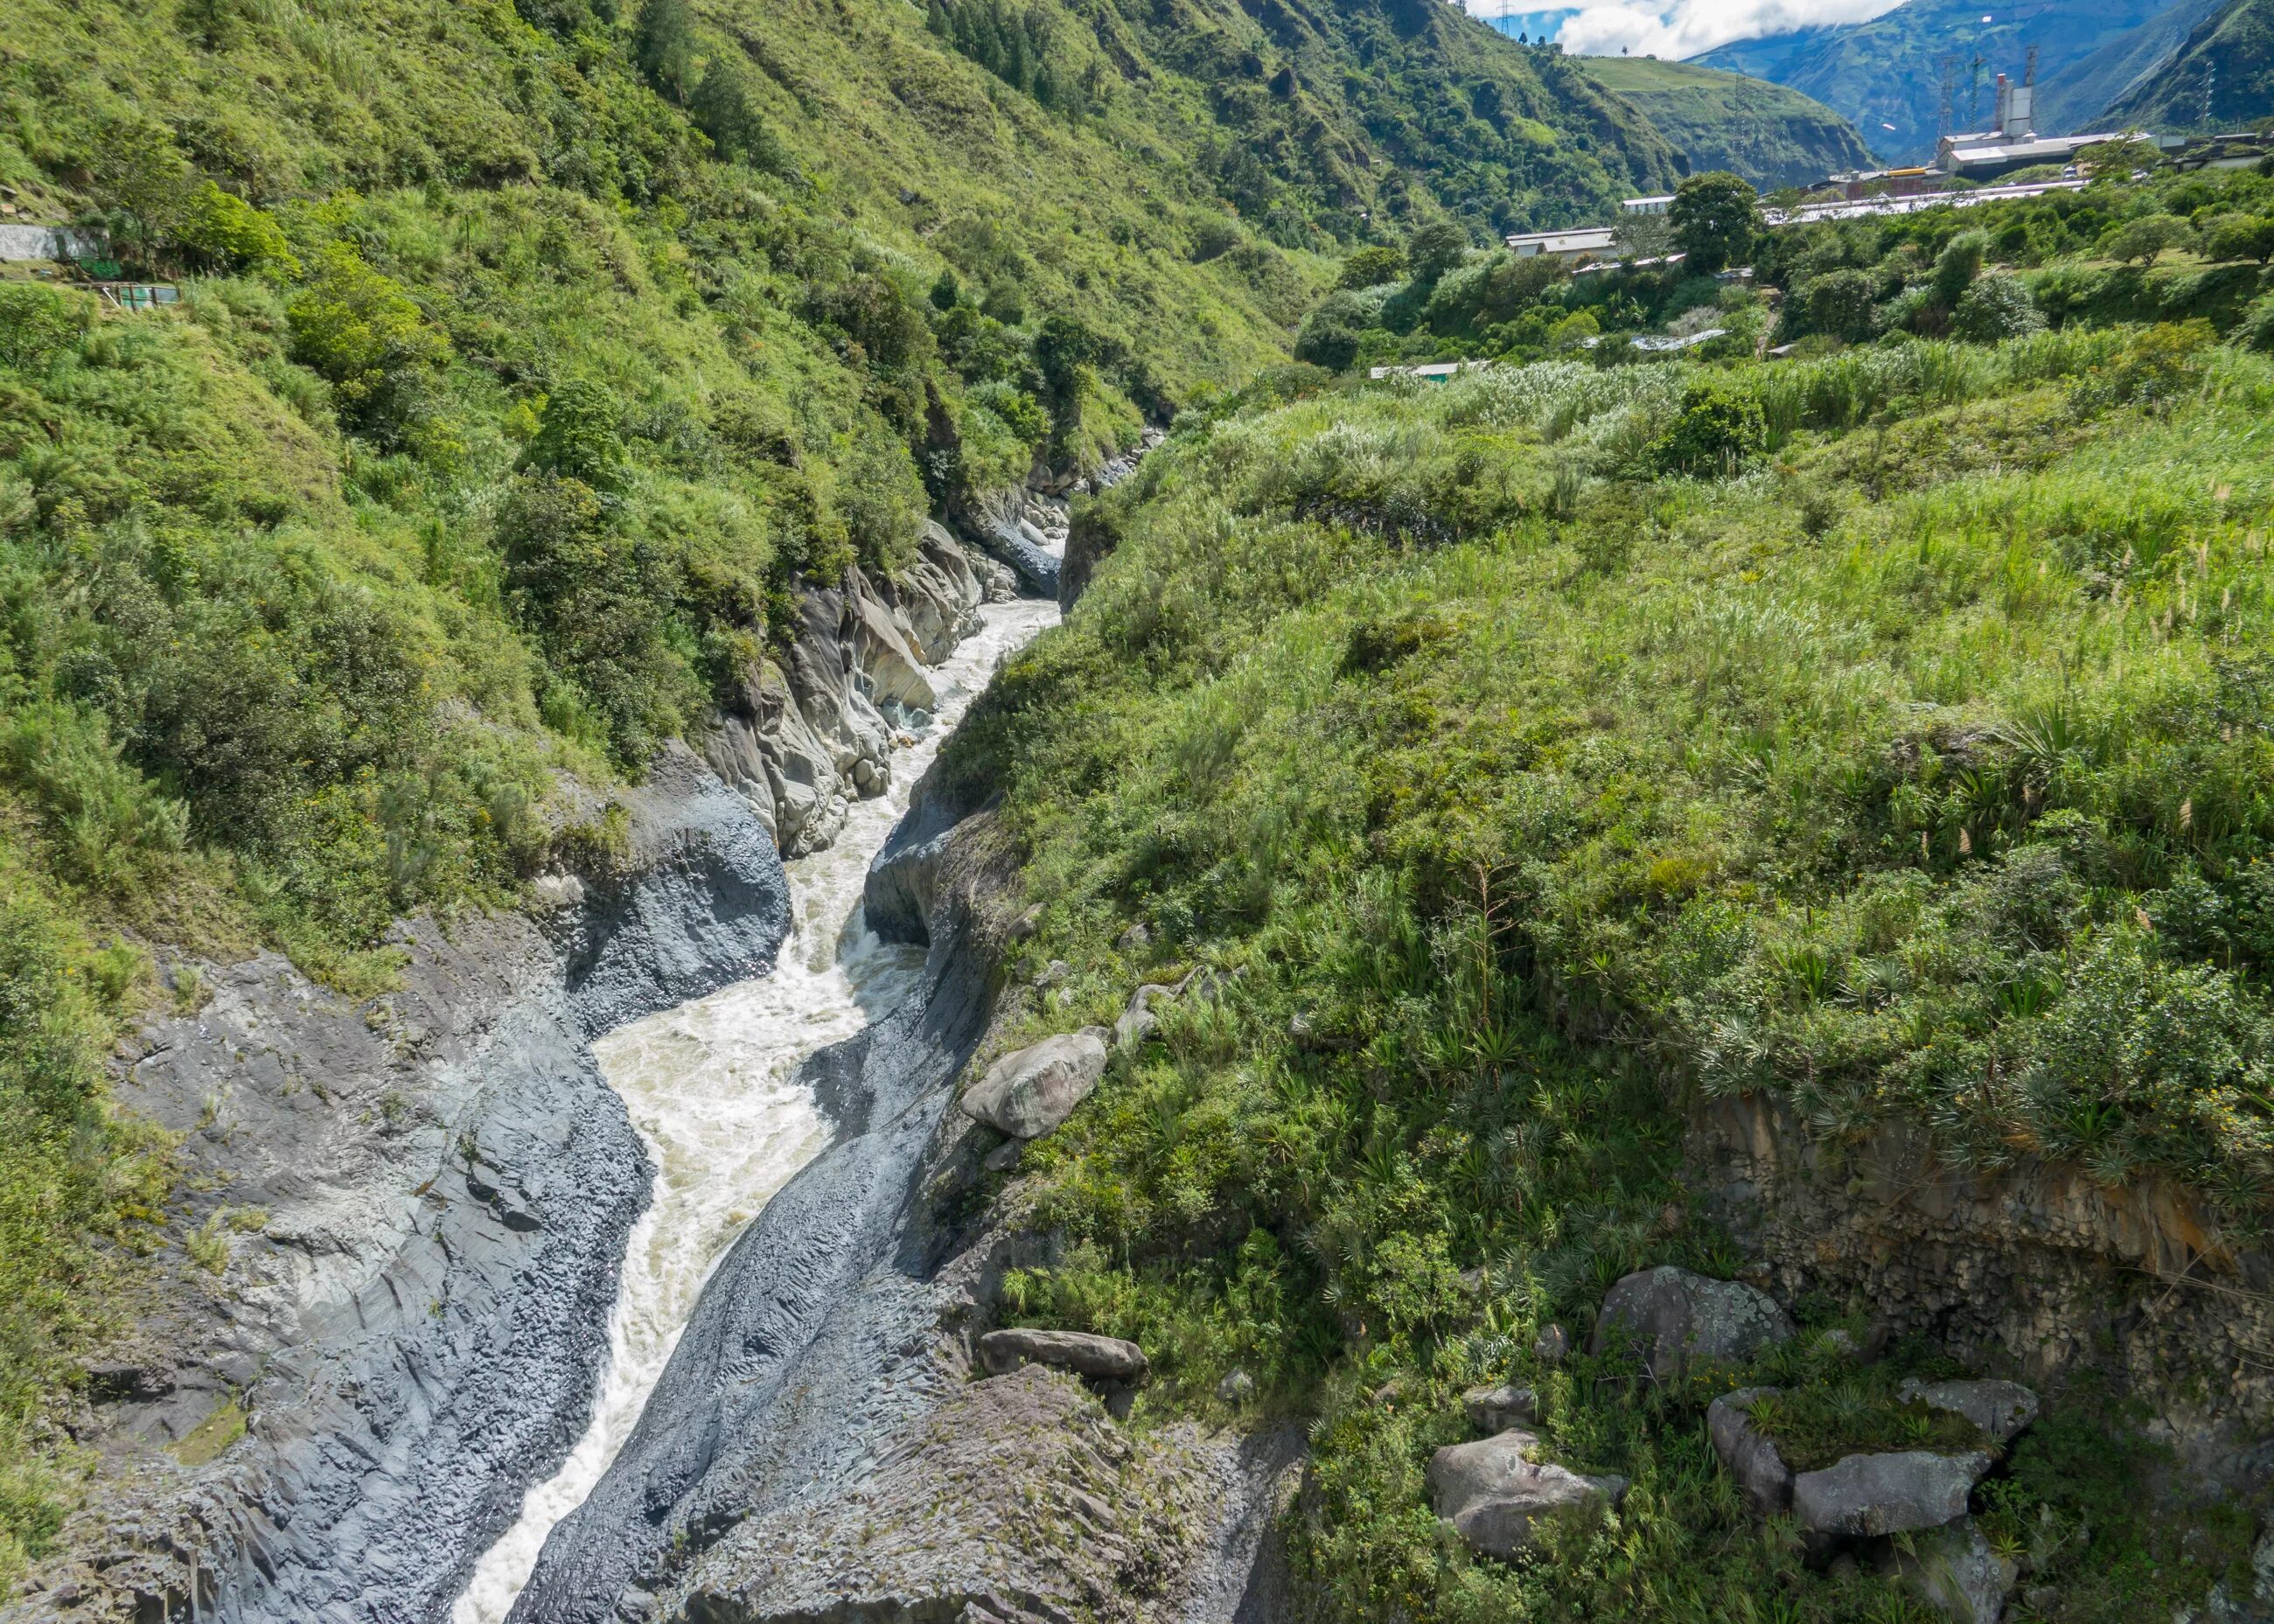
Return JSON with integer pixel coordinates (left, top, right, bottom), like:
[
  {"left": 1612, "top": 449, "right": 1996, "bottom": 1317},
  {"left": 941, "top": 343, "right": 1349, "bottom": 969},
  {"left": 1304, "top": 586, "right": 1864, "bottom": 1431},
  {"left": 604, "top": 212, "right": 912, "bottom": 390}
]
[
  {"left": 961, "top": 1031, "right": 1109, "bottom": 1140},
  {"left": 1117, "top": 922, "right": 1150, "bottom": 951},
  {"left": 1113, "top": 979, "right": 1182, "bottom": 1049},
  {"left": 1534, "top": 1323, "right": 1572, "bottom": 1364},
  {"left": 1898, "top": 1378, "right": 2039, "bottom": 1444},
  {"left": 981, "top": 1140, "right": 1022, "bottom": 1174},
  {"left": 1890, "top": 1516, "right": 2017, "bottom": 1624},
  {"left": 1426, "top": 1429, "right": 1629, "bottom": 1561},
  {"left": 1706, "top": 1387, "right": 1795, "bottom": 1517},
  {"left": 976, "top": 1328, "right": 1147, "bottom": 1383},
  {"left": 1217, "top": 1369, "right": 1255, "bottom": 1406},
  {"left": 1588, "top": 1265, "right": 1796, "bottom": 1380},
  {"left": 1462, "top": 1384, "right": 1538, "bottom": 1434},
  {"left": 1792, "top": 1449, "right": 1992, "bottom": 1538}
]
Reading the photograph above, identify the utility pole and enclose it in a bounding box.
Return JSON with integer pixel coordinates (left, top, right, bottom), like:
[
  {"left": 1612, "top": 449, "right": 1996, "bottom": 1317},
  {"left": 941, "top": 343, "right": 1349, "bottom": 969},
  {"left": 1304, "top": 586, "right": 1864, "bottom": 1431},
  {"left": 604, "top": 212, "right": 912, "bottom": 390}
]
[{"left": 1969, "top": 52, "right": 1985, "bottom": 130}]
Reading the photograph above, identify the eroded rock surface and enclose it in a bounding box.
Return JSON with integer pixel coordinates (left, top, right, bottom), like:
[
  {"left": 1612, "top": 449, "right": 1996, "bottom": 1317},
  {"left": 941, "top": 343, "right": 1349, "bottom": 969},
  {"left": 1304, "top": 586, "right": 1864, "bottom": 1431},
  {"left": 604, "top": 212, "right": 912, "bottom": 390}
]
[
  {"left": 963, "top": 1030, "right": 1109, "bottom": 1139},
  {"left": 1588, "top": 1265, "right": 1796, "bottom": 1379},
  {"left": 1892, "top": 1516, "right": 2018, "bottom": 1624},
  {"left": 1707, "top": 1387, "right": 1795, "bottom": 1518},
  {"left": 1792, "top": 1449, "right": 1991, "bottom": 1538},
  {"left": 1899, "top": 1378, "right": 2040, "bottom": 1444},
  {"left": 1426, "top": 1429, "right": 1628, "bottom": 1560}
]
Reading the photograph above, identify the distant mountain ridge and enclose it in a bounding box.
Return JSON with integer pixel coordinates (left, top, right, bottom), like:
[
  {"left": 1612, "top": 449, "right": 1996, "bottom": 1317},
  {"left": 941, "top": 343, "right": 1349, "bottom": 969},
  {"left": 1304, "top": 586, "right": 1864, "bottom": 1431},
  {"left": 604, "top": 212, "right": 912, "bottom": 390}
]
[
  {"left": 2100, "top": 0, "right": 2274, "bottom": 128},
  {"left": 1572, "top": 55, "right": 1880, "bottom": 187},
  {"left": 1693, "top": 0, "right": 2187, "bottom": 163}
]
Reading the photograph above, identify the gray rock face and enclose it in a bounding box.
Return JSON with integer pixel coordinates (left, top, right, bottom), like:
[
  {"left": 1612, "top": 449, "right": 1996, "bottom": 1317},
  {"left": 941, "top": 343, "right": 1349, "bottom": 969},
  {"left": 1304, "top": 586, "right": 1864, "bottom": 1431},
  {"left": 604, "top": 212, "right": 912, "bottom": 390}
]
[
  {"left": 1588, "top": 1265, "right": 1796, "bottom": 1379},
  {"left": 1707, "top": 1387, "right": 1795, "bottom": 1517},
  {"left": 962, "top": 1030, "right": 1109, "bottom": 1139},
  {"left": 1900, "top": 1378, "right": 2040, "bottom": 1444},
  {"left": 1891, "top": 1516, "right": 2017, "bottom": 1624},
  {"left": 1792, "top": 1449, "right": 1992, "bottom": 1537},
  {"left": 1426, "top": 1429, "right": 1629, "bottom": 1561},
  {"left": 1463, "top": 1384, "right": 1538, "bottom": 1435},
  {"left": 7, "top": 750, "right": 793, "bottom": 1624},
  {"left": 979, "top": 1328, "right": 1149, "bottom": 1383},
  {"left": 972, "top": 498, "right": 1064, "bottom": 598}
]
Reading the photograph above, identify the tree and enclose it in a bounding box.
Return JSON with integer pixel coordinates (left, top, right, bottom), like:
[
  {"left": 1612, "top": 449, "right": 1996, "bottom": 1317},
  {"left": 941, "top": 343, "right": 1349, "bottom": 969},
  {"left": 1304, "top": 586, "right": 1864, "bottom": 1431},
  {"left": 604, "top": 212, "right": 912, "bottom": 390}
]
[
  {"left": 2202, "top": 213, "right": 2274, "bottom": 265},
  {"left": 1293, "top": 294, "right": 1368, "bottom": 373},
  {"left": 176, "top": 182, "right": 300, "bottom": 279},
  {"left": 90, "top": 118, "right": 191, "bottom": 261},
  {"left": 1336, "top": 245, "right": 1405, "bottom": 290},
  {"left": 690, "top": 57, "right": 780, "bottom": 170},
  {"left": 522, "top": 380, "right": 626, "bottom": 490},
  {"left": 287, "top": 244, "right": 450, "bottom": 445},
  {"left": 2097, "top": 213, "right": 2194, "bottom": 267},
  {"left": 1798, "top": 268, "right": 1877, "bottom": 343},
  {"left": 1951, "top": 273, "right": 2046, "bottom": 343},
  {"left": 1404, "top": 221, "right": 1468, "bottom": 284},
  {"left": 1613, "top": 211, "right": 1673, "bottom": 262},
  {"left": 632, "top": 0, "right": 696, "bottom": 99},
  {"left": 1930, "top": 228, "right": 1988, "bottom": 308},
  {"left": 1669, "top": 172, "right": 1758, "bottom": 275}
]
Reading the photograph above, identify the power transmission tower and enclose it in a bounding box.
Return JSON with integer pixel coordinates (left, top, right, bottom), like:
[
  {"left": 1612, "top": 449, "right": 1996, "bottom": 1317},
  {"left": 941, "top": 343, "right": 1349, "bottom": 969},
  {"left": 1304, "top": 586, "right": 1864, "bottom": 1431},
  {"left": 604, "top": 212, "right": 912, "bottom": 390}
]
[
  {"left": 1969, "top": 52, "right": 1985, "bottom": 130},
  {"left": 1938, "top": 53, "right": 1960, "bottom": 139}
]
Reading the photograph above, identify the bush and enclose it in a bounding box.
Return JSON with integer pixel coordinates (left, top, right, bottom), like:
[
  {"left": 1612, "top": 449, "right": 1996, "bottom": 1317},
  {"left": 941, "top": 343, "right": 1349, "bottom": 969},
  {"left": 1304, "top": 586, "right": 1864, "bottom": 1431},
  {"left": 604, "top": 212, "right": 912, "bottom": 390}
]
[
  {"left": 286, "top": 244, "right": 450, "bottom": 446},
  {"left": 1797, "top": 268, "right": 1878, "bottom": 343},
  {"left": 1951, "top": 272, "right": 2047, "bottom": 342},
  {"left": 2097, "top": 213, "right": 2194, "bottom": 267},
  {"left": 1931, "top": 228, "right": 1989, "bottom": 309},
  {"left": 1650, "top": 377, "right": 1765, "bottom": 475},
  {"left": 174, "top": 182, "right": 299, "bottom": 278},
  {"left": 1335, "top": 245, "right": 1405, "bottom": 291},
  {"left": 0, "top": 287, "right": 92, "bottom": 371},
  {"left": 522, "top": 380, "right": 628, "bottom": 490}
]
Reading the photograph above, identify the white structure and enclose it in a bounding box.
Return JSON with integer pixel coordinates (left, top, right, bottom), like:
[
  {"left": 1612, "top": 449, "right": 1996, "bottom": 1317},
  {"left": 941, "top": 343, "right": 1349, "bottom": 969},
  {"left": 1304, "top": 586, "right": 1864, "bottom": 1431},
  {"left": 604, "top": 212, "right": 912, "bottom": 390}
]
[
  {"left": 1367, "top": 359, "right": 1492, "bottom": 382},
  {"left": 1622, "top": 195, "right": 1674, "bottom": 216},
  {"left": 0, "top": 224, "right": 105, "bottom": 261},
  {"left": 1505, "top": 225, "right": 1617, "bottom": 260}
]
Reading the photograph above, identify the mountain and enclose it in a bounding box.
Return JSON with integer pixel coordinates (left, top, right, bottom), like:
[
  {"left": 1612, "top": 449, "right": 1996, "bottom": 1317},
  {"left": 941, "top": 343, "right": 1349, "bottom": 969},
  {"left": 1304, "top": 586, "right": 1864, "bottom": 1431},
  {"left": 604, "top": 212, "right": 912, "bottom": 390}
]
[
  {"left": 1574, "top": 54, "right": 1880, "bottom": 187},
  {"left": 1694, "top": 0, "right": 2185, "bottom": 163},
  {"left": 2101, "top": 0, "right": 2274, "bottom": 127},
  {"left": 2038, "top": 0, "right": 2234, "bottom": 129}
]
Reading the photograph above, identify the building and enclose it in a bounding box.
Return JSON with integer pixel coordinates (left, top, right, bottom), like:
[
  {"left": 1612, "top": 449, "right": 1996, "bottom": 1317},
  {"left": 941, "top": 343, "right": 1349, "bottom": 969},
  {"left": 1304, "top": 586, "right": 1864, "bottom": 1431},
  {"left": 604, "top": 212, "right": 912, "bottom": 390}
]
[
  {"left": 1621, "top": 195, "right": 1674, "bottom": 216},
  {"left": 1505, "top": 225, "right": 1617, "bottom": 261},
  {"left": 1825, "top": 167, "right": 1938, "bottom": 199},
  {"left": 1367, "top": 359, "right": 1492, "bottom": 382}
]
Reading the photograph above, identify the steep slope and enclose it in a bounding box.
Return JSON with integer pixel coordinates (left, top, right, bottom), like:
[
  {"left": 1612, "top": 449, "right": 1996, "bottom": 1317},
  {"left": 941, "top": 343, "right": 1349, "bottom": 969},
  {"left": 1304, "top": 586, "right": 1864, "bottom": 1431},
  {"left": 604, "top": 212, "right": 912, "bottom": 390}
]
[
  {"left": 2102, "top": 0, "right": 2274, "bottom": 128},
  {"left": 1574, "top": 54, "right": 1879, "bottom": 187},
  {"left": 1695, "top": 0, "right": 2182, "bottom": 162},
  {"left": 0, "top": 0, "right": 1685, "bottom": 1602},
  {"left": 2037, "top": 0, "right": 2232, "bottom": 130}
]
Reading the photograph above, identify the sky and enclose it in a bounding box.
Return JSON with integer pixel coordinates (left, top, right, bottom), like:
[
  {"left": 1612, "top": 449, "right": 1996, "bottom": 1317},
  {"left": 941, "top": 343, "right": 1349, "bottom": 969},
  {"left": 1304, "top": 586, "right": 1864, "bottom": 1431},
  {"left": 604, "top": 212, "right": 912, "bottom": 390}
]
[{"left": 1466, "top": 0, "right": 1909, "bottom": 59}]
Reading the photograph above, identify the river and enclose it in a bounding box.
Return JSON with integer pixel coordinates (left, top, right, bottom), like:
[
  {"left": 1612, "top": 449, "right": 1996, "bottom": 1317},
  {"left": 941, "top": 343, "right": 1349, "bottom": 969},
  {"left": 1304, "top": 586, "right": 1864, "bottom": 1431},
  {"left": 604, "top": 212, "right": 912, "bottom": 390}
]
[{"left": 451, "top": 596, "right": 1058, "bottom": 1624}]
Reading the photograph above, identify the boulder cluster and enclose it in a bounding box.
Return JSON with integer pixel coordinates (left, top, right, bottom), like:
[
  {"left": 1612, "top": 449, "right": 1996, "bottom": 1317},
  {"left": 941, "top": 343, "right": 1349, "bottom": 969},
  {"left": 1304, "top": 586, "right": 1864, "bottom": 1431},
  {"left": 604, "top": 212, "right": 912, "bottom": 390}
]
[{"left": 1438, "top": 1265, "right": 2043, "bottom": 1624}]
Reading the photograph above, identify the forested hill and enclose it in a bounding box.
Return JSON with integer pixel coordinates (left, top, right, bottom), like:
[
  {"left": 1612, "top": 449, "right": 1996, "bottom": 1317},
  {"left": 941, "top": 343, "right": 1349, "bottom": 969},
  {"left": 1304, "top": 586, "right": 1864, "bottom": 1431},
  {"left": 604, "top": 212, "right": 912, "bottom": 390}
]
[
  {"left": 1573, "top": 55, "right": 1877, "bottom": 188},
  {"left": 2101, "top": 0, "right": 2274, "bottom": 129}
]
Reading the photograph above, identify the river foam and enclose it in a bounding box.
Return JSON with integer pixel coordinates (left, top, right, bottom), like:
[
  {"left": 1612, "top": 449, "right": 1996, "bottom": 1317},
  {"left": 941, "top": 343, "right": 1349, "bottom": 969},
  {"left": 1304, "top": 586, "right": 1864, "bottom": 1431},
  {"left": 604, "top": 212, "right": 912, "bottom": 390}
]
[{"left": 452, "top": 596, "right": 1057, "bottom": 1624}]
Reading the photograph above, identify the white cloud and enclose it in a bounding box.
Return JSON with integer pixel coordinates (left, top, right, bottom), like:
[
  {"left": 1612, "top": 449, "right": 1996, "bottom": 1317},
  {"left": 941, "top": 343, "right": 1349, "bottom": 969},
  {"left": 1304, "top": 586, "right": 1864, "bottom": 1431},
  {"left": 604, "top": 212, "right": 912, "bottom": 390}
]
[{"left": 1464, "top": 0, "right": 1908, "bottom": 59}]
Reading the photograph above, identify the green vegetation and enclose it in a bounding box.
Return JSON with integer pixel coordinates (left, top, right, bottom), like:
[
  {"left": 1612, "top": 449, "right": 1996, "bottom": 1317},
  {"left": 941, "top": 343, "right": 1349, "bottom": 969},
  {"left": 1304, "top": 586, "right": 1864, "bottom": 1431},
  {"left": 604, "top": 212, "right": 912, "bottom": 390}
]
[
  {"left": 949, "top": 281, "right": 2274, "bottom": 1615},
  {"left": 1573, "top": 56, "right": 1876, "bottom": 191},
  {"left": 2101, "top": 0, "right": 2274, "bottom": 132},
  {"left": 0, "top": 0, "right": 1677, "bottom": 1581}
]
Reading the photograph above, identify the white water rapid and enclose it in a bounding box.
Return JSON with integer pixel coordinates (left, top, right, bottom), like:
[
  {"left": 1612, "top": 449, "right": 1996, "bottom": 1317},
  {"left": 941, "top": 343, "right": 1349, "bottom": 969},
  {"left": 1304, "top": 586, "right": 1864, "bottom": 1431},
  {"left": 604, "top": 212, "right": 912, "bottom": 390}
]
[{"left": 452, "top": 596, "right": 1058, "bottom": 1624}]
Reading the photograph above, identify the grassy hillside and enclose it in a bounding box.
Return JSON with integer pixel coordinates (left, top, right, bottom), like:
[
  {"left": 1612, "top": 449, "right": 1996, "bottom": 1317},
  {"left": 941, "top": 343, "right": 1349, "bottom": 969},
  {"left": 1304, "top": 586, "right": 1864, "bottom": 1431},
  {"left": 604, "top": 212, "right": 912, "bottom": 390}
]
[
  {"left": 0, "top": 0, "right": 1685, "bottom": 1588},
  {"left": 949, "top": 317, "right": 2274, "bottom": 1624},
  {"left": 1574, "top": 55, "right": 1878, "bottom": 189},
  {"left": 2102, "top": 0, "right": 2274, "bottom": 129},
  {"left": 1694, "top": 0, "right": 2182, "bottom": 163}
]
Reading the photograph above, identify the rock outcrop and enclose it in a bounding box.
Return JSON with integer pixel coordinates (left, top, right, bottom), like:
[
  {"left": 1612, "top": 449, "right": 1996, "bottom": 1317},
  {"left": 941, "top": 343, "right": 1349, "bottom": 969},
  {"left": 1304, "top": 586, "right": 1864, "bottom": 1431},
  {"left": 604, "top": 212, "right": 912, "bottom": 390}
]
[
  {"left": 978, "top": 1328, "right": 1149, "bottom": 1384},
  {"left": 962, "top": 1029, "right": 1109, "bottom": 1139},
  {"left": 1690, "top": 1090, "right": 2274, "bottom": 1481},
  {"left": 1588, "top": 1265, "right": 1796, "bottom": 1379},
  {"left": 1892, "top": 1516, "right": 2018, "bottom": 1624},
  {"left": 1463, "top": 1384, "right": 1538, "bottom": 1435},
  {"left": 1426, "top": 1429, "right": 1628, "bottom": 1560},
  {"left": 1707, "top": 1388, "right": 1796, "bottom": 1517},
  {"left": 1791, "top": 1449, "right": 1992, "bottom": 1538},
  {"left": 1899, "top": 1378, "right": 2040, "bottom": 1444},
  {"left": 6, "top": 749, "right": 794, "bottom": 1624}
]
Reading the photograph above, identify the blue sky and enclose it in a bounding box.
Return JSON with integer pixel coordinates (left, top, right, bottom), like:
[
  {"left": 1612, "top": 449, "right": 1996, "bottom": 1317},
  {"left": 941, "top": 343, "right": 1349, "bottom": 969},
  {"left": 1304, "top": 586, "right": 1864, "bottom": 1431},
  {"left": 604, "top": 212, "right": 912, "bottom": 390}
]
[{"left": 1465, "top": 0, "right": 1910, "bottom": 58}]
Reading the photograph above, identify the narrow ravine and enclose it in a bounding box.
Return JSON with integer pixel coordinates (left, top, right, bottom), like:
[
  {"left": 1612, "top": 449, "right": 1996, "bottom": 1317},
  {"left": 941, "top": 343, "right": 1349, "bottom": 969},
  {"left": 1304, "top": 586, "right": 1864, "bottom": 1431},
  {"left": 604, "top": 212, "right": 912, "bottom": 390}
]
[{"left": 451, "top": 596, "right": 1058, "bottom": 1624}]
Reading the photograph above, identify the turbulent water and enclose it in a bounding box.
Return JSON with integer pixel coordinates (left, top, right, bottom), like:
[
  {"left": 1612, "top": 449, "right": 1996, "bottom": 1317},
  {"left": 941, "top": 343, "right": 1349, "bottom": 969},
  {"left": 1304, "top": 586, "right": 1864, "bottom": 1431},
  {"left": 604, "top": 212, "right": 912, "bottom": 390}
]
[{"left": 452, "top": 597, "right": 1058, "bottom": 1624}]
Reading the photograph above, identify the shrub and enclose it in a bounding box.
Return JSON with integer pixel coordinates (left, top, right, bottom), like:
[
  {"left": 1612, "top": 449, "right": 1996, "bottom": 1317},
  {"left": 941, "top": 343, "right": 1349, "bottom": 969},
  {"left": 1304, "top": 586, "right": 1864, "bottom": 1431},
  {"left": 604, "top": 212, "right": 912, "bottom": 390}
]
[
  {"left": 1931, "top": 228, "right": 1989, "bottom": 309},
  {"left": 1951, "top": 272, "right": 2046, "bottom": 342},
  {"left": 1797, "top": 268, "right": 1878, "bottom": 343},
  {"left": 174, "top": 182, "right": 299, "bottom": 278},
  {"left": 2097, "top": 213, "right": 2194, "bottom": 267},
  {"left": 286, "top": 244, "right": 450, "bottom": 446},
  {"left": 1650, "top": 377, "right": 1765, "bottom": 475},
  {"left": 1335, "top": 245, "right": 1405, "bottom": 290},
  {"left": 0, "top": 286, "right": 92, "bottom": 371},
  {"left": 522, "top": 380, "right": 628, "bottom": 490}
]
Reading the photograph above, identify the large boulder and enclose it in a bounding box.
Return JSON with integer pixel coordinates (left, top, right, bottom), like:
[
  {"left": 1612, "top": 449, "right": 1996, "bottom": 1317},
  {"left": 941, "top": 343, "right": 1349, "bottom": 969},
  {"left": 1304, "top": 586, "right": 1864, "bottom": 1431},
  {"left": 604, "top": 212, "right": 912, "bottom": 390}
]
[
  {"left": 960, "top": 1030, "right": 1108, "bottom": 1139},
  {"left": 976, "top": 1328, "right": 1147, "bottom": 1384},
  {"left": 1792, "top": 1449, "right": 1991, "bottom": 1537},
  {"left": 1892, "top": 1516, "right": 2018, "bottom": 1624},
  {"left": 1588, "top": 1266, "right": 1796, "bottom": 1379},
  {"left": 1899, "top": 1378, "right": 2039, "bottom": 1445},
  {"left": 1463, "top": 1384, "right": 1538, "bottom": 1435},
  {"left": 973, "top": 509, "right": 1061, "bottom": 597},
  {"left": 1426, "top": 1428, "right": 1628, "bottom": 1561},
  {"left": 1706, "top": 1387, "right": 1794, "bottom": 1517}
]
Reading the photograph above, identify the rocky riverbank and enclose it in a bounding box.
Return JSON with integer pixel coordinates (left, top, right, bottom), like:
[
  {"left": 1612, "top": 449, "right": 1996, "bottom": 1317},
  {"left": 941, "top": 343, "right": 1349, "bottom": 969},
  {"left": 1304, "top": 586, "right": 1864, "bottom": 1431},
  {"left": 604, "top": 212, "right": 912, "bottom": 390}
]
[{"left": 5, "top": 517, "right": 1038, "bottom": 1624}]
